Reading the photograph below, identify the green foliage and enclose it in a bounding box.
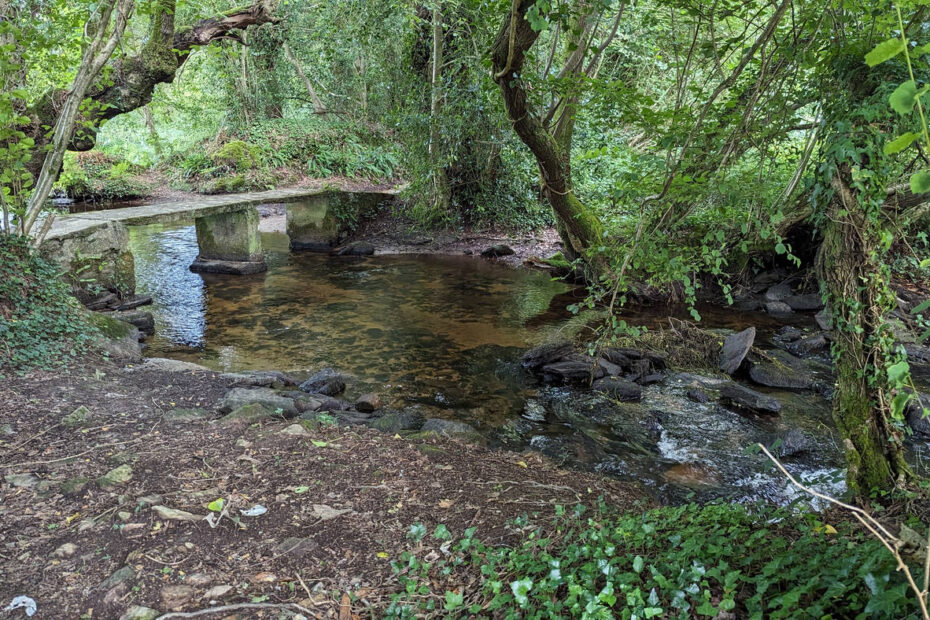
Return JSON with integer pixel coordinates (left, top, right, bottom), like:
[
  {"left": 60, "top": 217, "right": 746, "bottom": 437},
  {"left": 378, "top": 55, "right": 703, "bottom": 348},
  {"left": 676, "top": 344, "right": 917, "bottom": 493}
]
[
  {"left": 56, "top": 151, "right": 152, "bottom": 202},
  {"left": 385, "top": 502, "right": 918, "bottom": 618},
  {"left": 0, "top": 235, "right": 95, "bottom": 373}
]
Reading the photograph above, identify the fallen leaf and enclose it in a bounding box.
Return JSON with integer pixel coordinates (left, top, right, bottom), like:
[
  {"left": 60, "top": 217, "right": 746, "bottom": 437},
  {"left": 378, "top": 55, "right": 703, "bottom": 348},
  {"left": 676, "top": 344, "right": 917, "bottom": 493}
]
[
  {"left": 376, "top": 552, "right": 389, "bottom": 559},
  {"left": 438, "top": 499, "right": 454, "bottom": 509},
  {"left": 338, "top": 592, "right": 352, "bottom": 620},
  {"left": 517, "top": 461, "right": 528, "bottom": 468},
  {"left": 312, "top": 504, "right": 351, "bottom": 521}
]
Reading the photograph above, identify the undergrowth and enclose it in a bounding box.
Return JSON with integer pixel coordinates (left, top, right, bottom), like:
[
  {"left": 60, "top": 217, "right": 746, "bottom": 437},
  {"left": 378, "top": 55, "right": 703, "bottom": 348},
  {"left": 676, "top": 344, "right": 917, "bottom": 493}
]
[
  {"left": 386, "top": 501, "right": 917, "bottom": 618},
  {"left": 0, "top": 235, "right": 95, "bottom": 373}
]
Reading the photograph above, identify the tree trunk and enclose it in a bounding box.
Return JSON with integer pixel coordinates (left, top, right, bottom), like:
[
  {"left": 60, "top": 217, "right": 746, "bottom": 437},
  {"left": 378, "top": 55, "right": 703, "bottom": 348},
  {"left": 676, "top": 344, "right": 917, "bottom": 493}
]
[
  {"left": 20, "top": 0, "right": 278, "bottom": 180},
  {"left": 429, "top": 5, "right": 450, "bottom": 211},
  {"left": 23, "top": 0, "right": 135, "bottom": 237},
  {"left": 491, "top": 0, "right": 604, "bottom": 261},
  {"left": 283, "top": 42, "right": 327, "bottom": 115},
  {"left": 816, "top": 166, "right": 905, "bottom": 493}
]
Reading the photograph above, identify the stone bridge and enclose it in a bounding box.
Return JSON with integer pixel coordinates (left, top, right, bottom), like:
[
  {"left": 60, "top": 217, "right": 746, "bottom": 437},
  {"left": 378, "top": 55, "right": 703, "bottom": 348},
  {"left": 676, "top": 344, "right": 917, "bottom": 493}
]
[{"left": 42, "top": 186, "right": 399, "bottom": 306}]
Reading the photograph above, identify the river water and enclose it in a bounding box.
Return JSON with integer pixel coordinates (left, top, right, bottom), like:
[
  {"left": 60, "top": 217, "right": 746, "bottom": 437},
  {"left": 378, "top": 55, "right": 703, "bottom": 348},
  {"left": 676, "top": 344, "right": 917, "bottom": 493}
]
[{"left": 130, "top": 223, "right": 848, "bottom": 505}]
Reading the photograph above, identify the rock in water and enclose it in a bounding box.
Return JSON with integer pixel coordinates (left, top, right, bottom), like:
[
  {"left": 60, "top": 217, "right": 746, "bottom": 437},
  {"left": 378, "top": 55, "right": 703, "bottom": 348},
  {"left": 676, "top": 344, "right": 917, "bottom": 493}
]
[
  {"left": 521, "top": 340, "right": 573, "bottom": 370},
  {"left": 777, "top": 429, "right": 813, "bottom": 458},
  {"left": 368, "top": 408, "right": 425, "bottom": 432},
  {"left": 747, "top": 350, "right": 814, "bottom": 390},
  {"left": 355, "top": 393, "right": 382, "bottom": 413},
  {"left": 522, "top": 399, "right": 547, "bottom": 422},
  {"left": 592, "top": 377, "right": 642, "bottom": 402},
  {"left": 540, "top": 357, "right": 605, "bottom": 384},
  {"left": 481, "top": 244, "right": 515, "bottom": 258},
  {"left": 719, "top": 382, "right": 781, "bottom": 415},
  {"left": 783, "top": 293, "right": 823, "bottom": 311},
  {"left": 764, "top": 283, "right": 792, "bottom": 302},
  {"left": 719, "top": 327, "right": 755, "bottom": 375},
  {"left": 906, "top": 394, "right": 930, "bottom": 437},
  {"left": 764, "top": 301, "right": 793, "bottom": 315},
  {"left": 335, "top": 241, "right": 375, "bottom": 256},
  {"left": 299, "top": 368, "right": 347, "bottom": 396}
]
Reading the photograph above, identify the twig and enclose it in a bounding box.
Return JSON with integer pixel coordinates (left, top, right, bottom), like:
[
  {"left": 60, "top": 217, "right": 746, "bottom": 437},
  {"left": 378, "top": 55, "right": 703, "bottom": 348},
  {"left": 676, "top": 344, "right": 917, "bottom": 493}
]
[{"left": 154, "top": 602, "right": 315, "bottom": 619}]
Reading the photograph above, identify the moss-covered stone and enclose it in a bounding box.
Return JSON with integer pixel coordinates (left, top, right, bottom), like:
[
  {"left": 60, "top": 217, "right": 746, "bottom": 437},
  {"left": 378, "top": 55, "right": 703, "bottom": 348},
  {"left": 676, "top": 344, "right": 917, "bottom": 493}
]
[
  {"left": 62, "top": 405, "right": 93, "bottom": 428},
  {"left": 215, "top": 403, "right": 275, "bottom": 427},
  {"left": 212, "top": 140, "right": 260, "bottom": 171},
  {"left": 87, "top": 313, "right": 134, "bottom": 340},
  {"left": 98, "top": 464, "right": 133, "bottom": 488},
  {"left": 194, "top": 209, "right": 263, "bottom": 263}
]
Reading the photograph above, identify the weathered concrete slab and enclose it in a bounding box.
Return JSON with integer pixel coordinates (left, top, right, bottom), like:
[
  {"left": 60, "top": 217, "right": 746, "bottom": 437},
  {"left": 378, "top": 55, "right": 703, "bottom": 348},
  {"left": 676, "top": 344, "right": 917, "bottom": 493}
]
[{"left": 46, "top": 187, "right": 400, "bottom": 241}]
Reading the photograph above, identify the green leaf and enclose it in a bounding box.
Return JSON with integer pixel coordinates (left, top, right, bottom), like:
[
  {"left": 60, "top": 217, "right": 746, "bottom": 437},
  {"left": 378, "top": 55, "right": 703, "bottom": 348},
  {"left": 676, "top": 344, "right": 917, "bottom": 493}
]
[
  {"left": 293, "top": 485, "right": 309, "bottom": 494},
  {"left": 884, "top": 132, "right": 919, "bottom": 155},
  {"left": 865, "top": 38, "right": 906, "bottom": 66},
  {"left": 775, "top": 242, "right": 787, "bottom": 255},
  {"left": 444, "top": 591, "right": 464, "bottom": 610},
  {"left": 510, "top": 579, "right": 533, "bottom": 606},
  {"left": 911, "top": 170, "right": 930, "bottom": 194},
  {"left": 207, "top": 498, "right": 225, "bottom": 512},
  {"left": 890, "top": 81, "right": 924, "bottom": 116},
  {"left": 912, "top": 299, "right": 930, "bottom": 314},
  {"left": 633, "top": 555, "right": 644, "bottom": 573},
  {"left": 311, "top": 440, "right": 328, "bottom": 447},
  {"left": 887, "top": 360, "right": 910, "bottom": 385}
]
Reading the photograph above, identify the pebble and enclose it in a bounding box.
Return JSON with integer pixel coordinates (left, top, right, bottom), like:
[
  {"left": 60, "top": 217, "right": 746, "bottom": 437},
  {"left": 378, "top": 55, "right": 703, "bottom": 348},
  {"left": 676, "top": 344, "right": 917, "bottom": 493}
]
[
  {"left": 161, "top": 584, "right": 196, "bottom": 610},
  {"left": 52, "top": 542, "right": 77, "bottom": 558}
]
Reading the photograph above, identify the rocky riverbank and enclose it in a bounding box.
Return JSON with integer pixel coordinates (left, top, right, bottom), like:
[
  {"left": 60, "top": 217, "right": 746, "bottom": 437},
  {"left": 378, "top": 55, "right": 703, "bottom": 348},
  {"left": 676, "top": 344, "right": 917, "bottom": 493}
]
[{"left": 0, "top": 355, "right": 642, "bottom": 618}]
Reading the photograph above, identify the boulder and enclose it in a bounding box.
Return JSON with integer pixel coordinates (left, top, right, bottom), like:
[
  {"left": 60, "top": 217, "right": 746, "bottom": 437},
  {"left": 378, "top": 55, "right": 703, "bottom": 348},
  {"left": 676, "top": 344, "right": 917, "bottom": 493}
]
[
  {"left": 114, "top": 295, "right": 153, "bottom": 311},
  {"left": 719, "top": 327, "right": 755, "bottom": 374},
  {"left": 786, "top": 333, "right": 829, "bottom": 358},
  {"left": 335, "top": 241, "right": 375, "bottom": 256},
  {"left": 521, "top": 340, "right": 573, "bottom": 370},
  {"left": 601, "top": 348, "right": 632, "bottom": 368},
  {"left": 719, "top": 382, "right": 781, "bottom": 415},
  {"left": 777, "top": 429, "right": 813, "bottom": 458},
  {"left": 219, "top": 388, "right": 297, "bottom": 417},
  {"left": 783, "top": 293, "right": 823, "bottom": 312},
  {"left": 592, "top": 377, "right": 642, "bottom": 402},
  {"left": 109, "top": 310, "right": 155, "bottom": 335},
  {"left": 481, "top": 244, "right": 515, "bottom": 258},
  {"left": 540, "top": 358, "right": 605, "bottom": 385},
  {"left": 221, "top": 370, "right": 299, "bottom": 388},
  {"left": 906, "top": 394, "right": 930, "bottom": 437},
  {"left": 355, "top": 393, "right": 382, "bottom": 413},
  {"left": 775, "top": 326, "right": 804, "bottom": 342},
  {"left": 299, "top": 368, "right": 347, "bottom": 396},
  {"left": 368, "top": 408, "right": 426, "bottom": 432},
  {"left": 815, "top": 309, "right": 833, "bottom": 331},
  {"left": 747, "top": 350, "right": 814, "bottom": 390},
  {"left": 764, "top": 301, "right": 793, "bottom": 315},
  {"left": 215, "top": 403, "right": 275, "bottom": 427},
  {"left": 597, "top": 358, "right": 624, "bottom": 376},
  {"left": 764, "top": 283, "right": 793, "bottom": 302},
  {"left": 128, "top": 357, "right": 211, "bottom": 373},
  {"left": 734, "top": 299, "right": 762, "bottom": 312},
  {"left": 637, "top": 372, "right": 665, "bottom": 386},
  {"left": 905, "top": 344, "right": 930, "bottom": 365},
  {"left": 421, "top": 418, "right": 482, "bottom": 441}
]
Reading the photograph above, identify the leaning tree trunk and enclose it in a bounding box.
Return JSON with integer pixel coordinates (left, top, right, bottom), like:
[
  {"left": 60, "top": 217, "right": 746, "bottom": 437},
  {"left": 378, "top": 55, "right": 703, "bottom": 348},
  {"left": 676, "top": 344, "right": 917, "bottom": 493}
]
[
  {"left": 20, "top": 0, "right": 279, "bottom": 181},
  {"left": 491, "top": 0, "right": 603, "bottom": 261},
  {"left": 816, "top": 165, "right": 906, "bottom": 493}
]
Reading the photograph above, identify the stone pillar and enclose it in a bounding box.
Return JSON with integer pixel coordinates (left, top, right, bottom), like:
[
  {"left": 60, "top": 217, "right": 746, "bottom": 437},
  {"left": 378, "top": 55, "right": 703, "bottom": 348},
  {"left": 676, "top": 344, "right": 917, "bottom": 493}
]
[
  {"left": 40, "top": 220, "right": 136, "bottom": 308},
  {"left": 286, "top": 193, "right": 341, "bottom": 252},
  {"left": 190, "top": 208, "right": 267, "bottom": 275}
]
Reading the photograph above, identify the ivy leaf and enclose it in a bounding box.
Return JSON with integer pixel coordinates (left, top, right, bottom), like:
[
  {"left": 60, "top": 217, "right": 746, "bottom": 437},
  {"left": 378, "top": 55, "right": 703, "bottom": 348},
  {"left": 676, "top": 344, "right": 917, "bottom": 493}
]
[
  {"left": 890, "top": 81, "right": 927, "bottom": 116},
  {"left": 910, "top": 170, "right": 930, "bottom": 194},
  {"left": 887, "top": 360, "right": 910, "bottom": 385},
  {"left": 510, "top": 578, "right": 534, "bottom": 606},
  {"left": 865, "top": 38, "right": 906, "bottom": 66},
  {"left": 884, "top": 132, "right": 919, "bottom": 155},
  {"left": 444, "top": 591, "right": 464, "bottom": 610}
]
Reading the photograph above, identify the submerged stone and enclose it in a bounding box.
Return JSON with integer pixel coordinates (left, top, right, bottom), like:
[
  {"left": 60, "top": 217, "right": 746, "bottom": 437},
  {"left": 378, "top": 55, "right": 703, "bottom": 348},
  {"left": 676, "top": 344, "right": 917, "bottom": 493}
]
[
  {"left": 421, "top": 418, "right": 482, "bottom": 441},
  {"left": 592, "top": 377, "right": 642, "bottom": 402}
]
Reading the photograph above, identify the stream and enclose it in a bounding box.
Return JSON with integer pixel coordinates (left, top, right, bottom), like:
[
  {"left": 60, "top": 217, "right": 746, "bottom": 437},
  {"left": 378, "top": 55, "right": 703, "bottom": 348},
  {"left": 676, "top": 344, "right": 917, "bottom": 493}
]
[{"left": 130, "top": 222, "right": 852, "bottom": 505}]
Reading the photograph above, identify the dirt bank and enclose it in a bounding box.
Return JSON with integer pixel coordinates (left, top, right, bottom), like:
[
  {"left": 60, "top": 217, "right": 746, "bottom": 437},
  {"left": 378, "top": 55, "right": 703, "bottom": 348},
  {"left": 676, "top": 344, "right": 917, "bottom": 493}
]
[{"left": 0, "top": 358, "right": 643, "bottom": 618}]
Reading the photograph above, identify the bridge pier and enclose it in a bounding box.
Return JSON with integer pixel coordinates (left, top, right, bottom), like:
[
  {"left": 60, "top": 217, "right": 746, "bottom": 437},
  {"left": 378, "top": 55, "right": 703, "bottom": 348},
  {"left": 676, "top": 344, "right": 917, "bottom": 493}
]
[
  {"left": 189, "top": 208, "right": 267, "bottom": 275},
  {"left": 286, "top": 191, "right": 392, "bottom": 252}
]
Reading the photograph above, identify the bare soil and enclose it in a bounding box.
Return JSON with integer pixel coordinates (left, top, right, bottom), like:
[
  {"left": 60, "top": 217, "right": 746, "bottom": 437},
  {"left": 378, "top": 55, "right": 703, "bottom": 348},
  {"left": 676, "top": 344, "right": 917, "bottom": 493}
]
[{"left": 0, "top": 359, "right": 643, "bottom": 618}]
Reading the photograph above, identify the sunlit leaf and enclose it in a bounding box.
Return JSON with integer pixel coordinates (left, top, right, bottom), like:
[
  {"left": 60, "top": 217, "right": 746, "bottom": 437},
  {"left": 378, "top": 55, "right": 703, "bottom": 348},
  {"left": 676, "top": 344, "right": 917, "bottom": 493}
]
[{"left": 865, "top": 38, "right": 906, "bottom": 67}]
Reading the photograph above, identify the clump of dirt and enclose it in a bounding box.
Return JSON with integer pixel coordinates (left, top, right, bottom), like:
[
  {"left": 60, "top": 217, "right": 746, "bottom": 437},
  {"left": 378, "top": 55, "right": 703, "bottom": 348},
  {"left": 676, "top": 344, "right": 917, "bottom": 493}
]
[{"left": 0, "top": 360, "right": 644, "bottom": 617}]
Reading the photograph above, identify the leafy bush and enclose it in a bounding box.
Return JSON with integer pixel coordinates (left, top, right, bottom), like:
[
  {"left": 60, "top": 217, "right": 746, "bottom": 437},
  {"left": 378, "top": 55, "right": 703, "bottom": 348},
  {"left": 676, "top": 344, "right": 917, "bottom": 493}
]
[
  {"left": 385, "top": 502, "right": 917, "bottom": 618},
  {"left": 56, "top": 151, "right": 153, "bottom": 201},
  {"left": 0, "top": 235, "right": 95, "bottom": 373}
]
